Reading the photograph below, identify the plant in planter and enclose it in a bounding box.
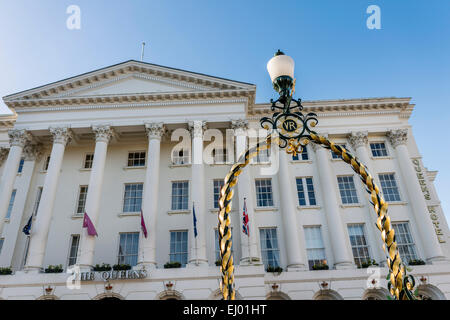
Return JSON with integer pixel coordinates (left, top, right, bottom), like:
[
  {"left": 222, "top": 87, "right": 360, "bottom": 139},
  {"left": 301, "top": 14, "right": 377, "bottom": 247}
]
[
  {"left": 164, "top": 262, "right": 182, "bottom": 269},
  {"left": 360, "top": 259, "right": 379, "bottom": 269},
  {"left": 93, "top": 263, "right": 112, "bottom": 271},
  {"left": 112, "top": 264, "right": 131, "bottom": 271},
  {"left": 44, "top": 264, "right": 64, "bottom": 273},
  {"left": 266, "top": 266, "right": 283, "bottom": 274},
  {"left": 312, "top": 263, "right": 329, "bottom": 270},
  {"left": 408, "top": 259, "right": 426, "bottom": 266},
  {"left": 0, "top": 267, "right": 13, "bottom": 275}
]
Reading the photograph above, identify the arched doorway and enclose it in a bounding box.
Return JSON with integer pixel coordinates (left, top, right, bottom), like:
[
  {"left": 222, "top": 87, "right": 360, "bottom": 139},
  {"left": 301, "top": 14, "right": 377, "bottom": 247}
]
[{"left": 416, "top": 284, "right": 446, "bottom": 300}]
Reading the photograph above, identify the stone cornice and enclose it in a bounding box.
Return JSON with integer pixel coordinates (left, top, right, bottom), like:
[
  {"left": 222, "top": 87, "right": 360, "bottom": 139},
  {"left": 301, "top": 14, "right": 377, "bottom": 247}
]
[
  {"left": 249, "top": 97, "right": 414, "bottom": 119},
  {"left": 7, "top": 89, "right": 255, "bottom": 110},
  {"left": 3, "top": 60, "right": 256, "bottom": 102}
]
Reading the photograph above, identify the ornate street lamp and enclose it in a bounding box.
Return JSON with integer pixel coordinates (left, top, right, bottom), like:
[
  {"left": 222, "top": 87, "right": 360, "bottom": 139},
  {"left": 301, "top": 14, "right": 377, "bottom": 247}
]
[{"left": 217, "top": 50, "right": 418, "bottom": 301}]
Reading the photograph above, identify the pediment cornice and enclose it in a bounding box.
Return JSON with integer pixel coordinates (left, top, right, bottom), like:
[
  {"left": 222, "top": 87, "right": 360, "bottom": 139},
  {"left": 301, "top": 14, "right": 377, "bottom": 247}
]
[{"left": 3, "top": 60, "right": 256, "bottom": 104}]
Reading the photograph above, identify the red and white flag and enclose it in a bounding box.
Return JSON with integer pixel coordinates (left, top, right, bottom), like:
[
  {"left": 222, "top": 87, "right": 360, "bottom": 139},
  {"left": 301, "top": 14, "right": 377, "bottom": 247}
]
[
  {"left": 140, "top": 210, "right": 148, "bottom": 238},
  {"left": 242, "top": 198, "right": 249, "bottom": 236},
  {"left": 83, "top": 212, "right": 98, "bottom": 237}
]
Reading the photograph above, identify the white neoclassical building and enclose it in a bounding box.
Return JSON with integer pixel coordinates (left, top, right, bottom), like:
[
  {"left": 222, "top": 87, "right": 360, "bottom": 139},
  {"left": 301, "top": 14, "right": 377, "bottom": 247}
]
[{"left": 0, "top": 60, "right": 449, "bottom": 300}]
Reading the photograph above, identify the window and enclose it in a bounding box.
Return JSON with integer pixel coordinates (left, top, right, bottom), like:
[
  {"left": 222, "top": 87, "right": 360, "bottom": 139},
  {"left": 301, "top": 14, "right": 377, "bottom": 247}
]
[
  {"left": 296, "top": 177, "right": 317, "bottom": 206},
  {"left": 213, "top": 179, "right": 224, "bottom": 209},
  {"left": 331, "top": 144, "right": 347, "bottom": 159},
  {"left": 337, "top": 176, "right": 359, "bottom": 204},
  {"left": 43, "top": 156, "right": 50, "bottom": 171},
  {"left": 255, "top": 148, "right": 270, "bottom": 163},
  {"left": 76, "top": 186, "right": 88, "bottom": 214},
  {"left": 392, "top": 222, "right": 418, "bottom": 264},
  {"left": 172, "top": 149, "right": 190, "bottom": 165},
  {"left": 169, "top": 231, "right": 188, "bottom": 266},
  {"left": 379, "top": 173, "right": 401, "bottom": 202},
  {"left": 255, "top": 179, "right": 274, "bottom": 207},
  {"left": 348, "top": 224, "right": 371, "bottom": 268},
  {"left": 83, "top": 154, "right": 94, "bottom": 169},
  {"left": 118, "top": 233, "right": 139, "bottom": 266},
  {"left": 127, "top": 151, "right": 146, "bottom": 167},
  {"left": 21, "top": 237, "right": 30, "bottom": 269},
  {"left": 212, "top": 148, "right": 227, "bottom": 164},
  {"left": 123, "top": 184, "right": 143, "bottom": 213},
  {"left": 6, "top": 190, "right": 16, "bottom": 219},
  {"left": 0, "top": 238, "right": 4, "bottom": 255},
  {"left": 67, "top": 235, "right": 80, "bottom": 266},
  {"left": 215, "top": 228, "right": 233, "bottom": 261},
  {"left": 171, "top": 181, "right": 189, "bottom": 211},
  {"left": 304, "top": 226, "right": 327, "bottom": 270},
  {"left": 18, "top": 158, "right": 25, "bottom": 173},
  {"left": 292, "top": 146, "right": 309, "bottom": 161},
  {"left": 259, "top": 228, "right": 280, "bottom": 269},
  {"left": 33, "top": 187, "right": 43, "bottom": 216},
  {"left": 370, "top": 142, "right": 388, "bottom": 157}
]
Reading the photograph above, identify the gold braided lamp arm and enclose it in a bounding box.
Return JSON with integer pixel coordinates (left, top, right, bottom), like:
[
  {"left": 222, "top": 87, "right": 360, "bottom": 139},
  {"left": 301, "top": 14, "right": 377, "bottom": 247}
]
[{"left": 217, "top": 132, "right": 416, "bottom": 300}]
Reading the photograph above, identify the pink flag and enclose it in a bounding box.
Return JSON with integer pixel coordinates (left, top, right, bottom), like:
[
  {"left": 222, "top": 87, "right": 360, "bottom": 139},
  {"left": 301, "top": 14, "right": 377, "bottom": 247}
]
[
  {"left": 141, "top": 210, "right": 148, "bottom": 238},
  {"left": 83, "top": 212, "right": 98, "bottom": 237}
]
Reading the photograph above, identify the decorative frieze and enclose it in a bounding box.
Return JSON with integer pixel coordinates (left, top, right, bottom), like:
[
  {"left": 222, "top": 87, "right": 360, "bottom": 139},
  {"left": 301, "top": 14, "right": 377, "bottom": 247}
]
[
  {"left": 348, "top": 131, "right": 368, "bottom": 149},
  {"left": 8, "top": 129, "right": 32, "bottom": 147},
  {"left": 92, "top": 125, "right": 114, "bottom": 143},
  {"left": 145, "top": 122, "right": 166, "bottom": 140},
  {"left": 387, "top": 129, "right": 408, "bottom": 148},
  {"left": 49, "top": 127, "right": 73, "bottom": 146}
]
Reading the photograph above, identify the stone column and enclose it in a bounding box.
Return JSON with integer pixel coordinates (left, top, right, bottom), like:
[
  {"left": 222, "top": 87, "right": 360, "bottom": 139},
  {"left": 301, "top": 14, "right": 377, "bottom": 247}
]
[
  {"left": 387, "top": 129, "right": 446, "bottom": 263},
  {"left": 0, "top": 143, "right": 41, "bottom": 267},
  {"left": 0, "top": 130, "right": 31, "bottom": 235},
  {"left": 231, "top": 119, "right": 261, "bottom": 265},
  {"left": 77, "top": 126, "right": 114, "bottom": 270},
  {"left": 312, "top": 141, "right": 354, "bottom": 269},
  {"left": 348, "top": 131, "right": 386, "bottom": 264},
  {"left": 277, "top": 150, "right": 308, "bottom": 270},
  {"left": 188, "top": 120, "right": 208, "bottom": 265},
  {"left": 25, "top": 127, "right": 72, "bottom": 271},
  {"left": 138, "top": 122, "right": 165, "bottom": 268}
]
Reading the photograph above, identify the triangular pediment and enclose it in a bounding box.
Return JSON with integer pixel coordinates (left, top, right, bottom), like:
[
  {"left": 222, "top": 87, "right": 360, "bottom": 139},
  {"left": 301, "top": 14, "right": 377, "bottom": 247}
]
[{"left": 3, "top": 60, "right": 255, "bottom": 104}]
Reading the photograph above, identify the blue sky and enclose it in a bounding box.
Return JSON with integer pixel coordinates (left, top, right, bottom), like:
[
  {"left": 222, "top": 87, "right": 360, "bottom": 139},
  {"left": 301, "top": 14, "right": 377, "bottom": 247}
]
[{"left": 0, "top": 1, "right": 449, "bottom": 221}]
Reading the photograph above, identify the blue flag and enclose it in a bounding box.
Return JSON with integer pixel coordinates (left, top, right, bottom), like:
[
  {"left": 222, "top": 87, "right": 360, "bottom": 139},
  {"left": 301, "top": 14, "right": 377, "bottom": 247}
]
[
  {"left": 193, "top": 202, "right": 198, "bottom": 238},
  {"left": 22, "top": 215, "right": 33, "bottom": 235}
]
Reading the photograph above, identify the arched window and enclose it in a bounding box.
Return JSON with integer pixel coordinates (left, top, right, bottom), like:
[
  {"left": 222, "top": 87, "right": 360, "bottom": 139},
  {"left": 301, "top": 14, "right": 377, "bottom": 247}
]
[
  {"left": 313, "top": 289, "right": 344, "bottom": 300},
  {"left": 417, "top": 284, "right": 446, "bottom": 300},
  {"left": 363, "top": 288, "right": 390, "bottom": 300}
]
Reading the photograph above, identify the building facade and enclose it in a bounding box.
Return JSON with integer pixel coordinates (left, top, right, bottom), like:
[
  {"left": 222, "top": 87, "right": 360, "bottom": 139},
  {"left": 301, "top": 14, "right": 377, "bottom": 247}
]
[{"left": 0, "top": 60, "right": 449, "bottom": 300}]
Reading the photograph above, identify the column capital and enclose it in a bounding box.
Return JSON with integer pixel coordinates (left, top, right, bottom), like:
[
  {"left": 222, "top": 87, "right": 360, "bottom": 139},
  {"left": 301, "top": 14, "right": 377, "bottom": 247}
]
[
  {"left": 188, "top": 120, "right": 206, "bottom": 138},
  {"left": 92, "top": 125, "right": 114, "bottom": 143},
  {"left": 23, "top": 143, "right": 43, "bottom": 161},
  {"left": 49, "top": 127, "right": 72, "bottom": 146},
  {"left": 8, "top": 129, "right": 32, "bottom": 148},
  {"left": 348, "top": 131, "right": 368, "bottom": 149},
  {"left": 231, "top": 119, "right": 248, "bottom": 130},
  {"left": 0, "top": 147, "right": 9, "bottom": 165},
  {"left": 387, "top": 129, "right": 408, "bottom": 148},
  {"left": 145, "top": 122, "right": 166, "bottom": 140}
]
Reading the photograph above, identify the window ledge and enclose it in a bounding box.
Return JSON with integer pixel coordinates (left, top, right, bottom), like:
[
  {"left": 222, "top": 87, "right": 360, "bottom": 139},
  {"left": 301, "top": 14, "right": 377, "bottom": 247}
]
[
  {"left": 167, "top": 210, "right": 190, "bottom": 215},
  {"left": 290, "top": 160, "right": 313, "bottom": 164},
  {"left": 251, "top": 162, "right": 271, "bottom": 166},
  {"left": 297, "top": 205, "right": 321, "bottom": 210},
  {"left": 79, "top": 168, "right": 92, "bottom": 172},
  {"left": 370, "top": 156, "right": 393, "bottom": 160},
  {"left": 39, "top": 170, "right": 48, "bottom": 174},
  {"left": 16, "top": 172, "right": 22, "bottom": 176},
  {"left": 71, "top": 214, "right": 84, "bottom": 220},
  {"left": 331, "top": 158, "right": 344, "bottom": 162},
  {"left": 169, "top": 163, "right": 191, "bottom": 168},
  {"left": 4, "top": 218, "right": 10, "bottom": 223},
  {"left": 208, "top": 162, "right": 231, "bottom": 166},
  {"left": 209, "top": 208, "right": 237, "bottom": 213},
  {"left": 340, "top": 203, "right": 364, "bottom": 208},
  {"left": 118, "top": 212, "right": 141, "bottom": 217},
  {"left": 254, "top": 206, "right": 278, "bottom": 212},
  {"left": 386, "top": 201, "right": 407, "bottom": 206},
  {"left": 123, "top": 166, "right": 146, "bottom": 170}
]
